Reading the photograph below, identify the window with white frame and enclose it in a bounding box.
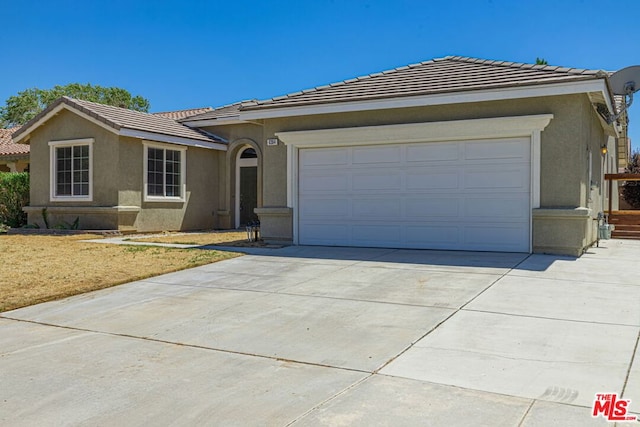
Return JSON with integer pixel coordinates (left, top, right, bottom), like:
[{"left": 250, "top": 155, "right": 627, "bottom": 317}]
[
  {"left": 143, "top": 142, "right": 186, "bottom": 201},
  {"left": 49, "top": 138, "right": 93, "bottom": 201}
]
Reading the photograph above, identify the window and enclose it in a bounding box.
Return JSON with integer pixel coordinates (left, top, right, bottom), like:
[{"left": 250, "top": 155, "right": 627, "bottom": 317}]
[
  {"left": 143, "top": 142, "right": 186, "bottom": 201},
  {"left": 49, "top": 139, "right": 93, "bottom": 201}
]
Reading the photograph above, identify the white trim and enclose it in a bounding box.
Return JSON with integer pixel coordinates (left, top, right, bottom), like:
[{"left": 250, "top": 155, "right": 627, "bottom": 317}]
[
  {"left": 235, "top": 150, "right": 258, "bottom": 228},
  {"left": 143, "top": 141, "right": 187, "bottom": 203},
  {"left": 243, "top": 80, "right": 609, "bottom": 120},
  {"left": 279, "top": 115, "right": 553, "bottom": 251},
  {"left": 48, "top": 138, "right": 94, "bottom": 202},
  {"left": 120, "top": 129, "right": 227, "bottom": 151},
  {"left": 277, "top": 115, "right": 554, "bottom": 147}
]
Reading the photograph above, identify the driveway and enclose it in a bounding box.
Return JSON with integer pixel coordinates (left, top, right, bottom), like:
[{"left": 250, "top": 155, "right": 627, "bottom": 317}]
[{"left": 1, "top": 240, "right": 639, "bottom": 426}]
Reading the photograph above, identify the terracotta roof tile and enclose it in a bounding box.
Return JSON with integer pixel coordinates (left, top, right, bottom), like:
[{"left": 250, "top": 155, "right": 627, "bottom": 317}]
[
  {"left": 0, "top": 127, "right": 29, "bottom": 157},
  {"left": 242, "top": 56, "right": 608, "bottom": 111}
]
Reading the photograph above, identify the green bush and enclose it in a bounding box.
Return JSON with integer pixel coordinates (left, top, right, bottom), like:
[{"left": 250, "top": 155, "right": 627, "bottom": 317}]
[{"left": 0, "top": 172, "right": 29, "bottom": 228}]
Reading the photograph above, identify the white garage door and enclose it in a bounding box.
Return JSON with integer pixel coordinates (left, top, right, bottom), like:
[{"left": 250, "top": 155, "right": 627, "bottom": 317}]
[{"left": 298, "top": 138, "right": 531, "bottom": 252}]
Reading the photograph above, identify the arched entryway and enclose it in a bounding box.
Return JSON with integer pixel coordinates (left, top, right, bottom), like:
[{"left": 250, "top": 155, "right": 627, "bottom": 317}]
[{"left": 235, "top": 147, "right": 258, "bottom": 227}]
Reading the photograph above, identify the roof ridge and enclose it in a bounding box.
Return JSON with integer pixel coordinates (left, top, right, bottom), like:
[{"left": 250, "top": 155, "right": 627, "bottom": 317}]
[
  {"left": 152, "top": 106, "right": 212, "bottom": 115},
  {"left": 443, "top": 55, "right": 602, "bottom": 75}
]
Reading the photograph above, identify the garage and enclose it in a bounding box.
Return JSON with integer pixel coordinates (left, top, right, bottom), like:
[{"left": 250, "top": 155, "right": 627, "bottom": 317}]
[
  {"left": 297, "top": 138, "right": 531, "bottom": 252},
  {"left": 277, "top": 115, "right": 552, "bottom": 253}
]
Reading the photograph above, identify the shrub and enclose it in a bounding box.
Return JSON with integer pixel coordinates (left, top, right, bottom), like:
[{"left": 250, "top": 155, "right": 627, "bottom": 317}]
[{"left": 0, "top": 172, "right": 29, "bottom": 228}]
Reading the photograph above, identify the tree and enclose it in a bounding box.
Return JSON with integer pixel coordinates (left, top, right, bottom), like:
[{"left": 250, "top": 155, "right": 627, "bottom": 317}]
[
  {"left": 0, "top": 83, "right": 150, "bottom": 127},
  {"left": 622, "top": 150, "right": 640, "bottom": 208},
  {"left": 535, "top": 57, "right": 548, "bottom": 65}
]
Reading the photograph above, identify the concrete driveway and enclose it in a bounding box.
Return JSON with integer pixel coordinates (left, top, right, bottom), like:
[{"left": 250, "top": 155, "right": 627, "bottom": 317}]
[{"left": 1, "top": 240, "right": 639, "bottom": 426}]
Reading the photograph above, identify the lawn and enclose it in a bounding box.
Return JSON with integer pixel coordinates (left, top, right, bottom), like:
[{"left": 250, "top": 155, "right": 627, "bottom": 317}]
[
  {"left": 126, "top": 230, "right": 272, "bottom": 247},
  {"left": 0, "top": 234, "right": 241, "bottom": 312}
]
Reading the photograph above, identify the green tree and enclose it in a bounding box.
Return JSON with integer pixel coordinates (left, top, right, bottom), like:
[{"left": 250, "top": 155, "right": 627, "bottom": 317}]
[
  {"left": 535, "top": 57, "right": 548, "bottom": 65},
  {"left": 622, "top": 150, "right": 640, "bottom": 208},
  {"left": 0, "top": 84, "right": 150, "bottom": 127}
]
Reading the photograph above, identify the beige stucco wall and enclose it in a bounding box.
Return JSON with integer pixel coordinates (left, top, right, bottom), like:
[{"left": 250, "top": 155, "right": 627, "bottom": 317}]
[
  {"left": 198, "top": 123, "right": 264, "bottom": 229},
  {"left": 25, "top": 109, "right": 221, "bottom": 231},
  {"left": 205, "top": 94, "right": 615, "bottom": 254}
]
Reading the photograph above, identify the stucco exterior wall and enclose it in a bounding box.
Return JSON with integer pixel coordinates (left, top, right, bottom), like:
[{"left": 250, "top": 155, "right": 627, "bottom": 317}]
[
  {"left": 25, "top": 110, "right": 220, "bottom": 232},
  {"left": 129, "top": 142, "right": 220, "bottom": 232},
  {"left": 25, "top": 110, "right": 120, "bottom": 229},
  {"left": 198, "top": 123, "right": 264, "bottom": 229},
  {"left": 206, "top": 94, "right": 613, "bottom": 254}
]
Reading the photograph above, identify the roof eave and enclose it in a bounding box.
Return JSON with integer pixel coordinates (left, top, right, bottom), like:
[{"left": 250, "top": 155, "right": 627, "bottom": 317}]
[
  {"left": 181, "top": 117, "right": 261, "bottom": 127},
  {"left": 239, "top": 78, "right": 611, "bottom": 121},
  {"left": 12, "top": 99, "right": 225, "bottom": 149},
  {"left": 119, "top": 128, "right": 227, "bottom": 151},
  {"left": 12, "top": 100, "right": 121, "bottom": 144}
]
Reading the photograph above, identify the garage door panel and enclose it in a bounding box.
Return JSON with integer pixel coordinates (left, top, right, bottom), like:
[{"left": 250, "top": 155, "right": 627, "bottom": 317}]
[
  {"left": 352, "top": 146, "right": 401, "bottom": 164},
  {"left": 464, "top": 198, "right": 529, "bottom": 221},
  {"left": 298, "top": 138, "right": 531, "bottom": 252},
  {"left": 464, "top": 225, "right": 529, "bottom": 249},
  {"left": 300, "top": 174, "right": 349, "bottom": 192},
  {"left": 353, "top": 172, "right": 402, "bottom": 191},
  {"left": 405, "top": 198, "right": 460, "bottom": 218},
  {"left": 352, "top": 225, "right": 402, "bottom": 245},
  {"left": 300, "top": 198, "right": 349, "bottom": 217},
  {"left": 406, "top": 143, "right": 459, "bottom": 162},
  {"left": 405, "top": 225, "right": 461, "bottom": 245},
  {"left": 464, "top": 168, "right": 527, "bottom": 190},
  {"left": 406, "top": 171, "right": 460, "bottom": 190},
  {"left": 301, "top": 224, "right": 351, "bottom": 244},
  {"left": 300, "top": 149, "right": 349, "bottom": 166},
  {"left": 353, "top": 199, "right": 402, "bottom": 217},
  {"left": 464, "top": 138, "right": 529, "bottom": 160}
]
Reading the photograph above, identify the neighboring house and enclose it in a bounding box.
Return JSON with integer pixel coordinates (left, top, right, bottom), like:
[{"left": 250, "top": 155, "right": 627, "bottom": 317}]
[
  {"left": 12, "top": 56, "right": 630, "bottom": 256},
  {"left": 0, "top": 127, "right": 29, "bottom": 172}
]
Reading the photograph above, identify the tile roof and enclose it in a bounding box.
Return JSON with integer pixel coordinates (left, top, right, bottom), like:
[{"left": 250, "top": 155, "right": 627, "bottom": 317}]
[
  {"left": 178, "top": 102, "right": 246, "bottom": 122},
  {"left": 13, "top": 97, "right": 224, "bottom": 143},
  {"left": 0, "top": 127, "right": 29, "bottom": 157},
  {"left": 153, "top": 107, "right": 213, "bottom": 120},
  {"left": 242, "top": 55, "right": 607, "bottom": 110}
]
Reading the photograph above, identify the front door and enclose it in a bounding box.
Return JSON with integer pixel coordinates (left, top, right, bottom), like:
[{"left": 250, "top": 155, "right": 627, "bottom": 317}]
[
  {"left": 239, "top": 165, "right": 257, "bottom": 226},
  {"left": 236, "top": 148, "right": 258, "bottom": 227}
]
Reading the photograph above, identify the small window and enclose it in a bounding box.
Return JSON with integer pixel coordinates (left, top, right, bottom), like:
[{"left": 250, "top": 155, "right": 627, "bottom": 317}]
[
  {"left": 49, "top": 139, "right": 93, "bottom": 201},
  {"left": 144, "top": 142, "right": 186, "bottom": 202}
]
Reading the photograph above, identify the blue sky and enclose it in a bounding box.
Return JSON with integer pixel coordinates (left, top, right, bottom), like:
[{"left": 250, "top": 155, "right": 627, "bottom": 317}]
[{"left": 2, "top": 0, "right": 640, "bottom": 151}]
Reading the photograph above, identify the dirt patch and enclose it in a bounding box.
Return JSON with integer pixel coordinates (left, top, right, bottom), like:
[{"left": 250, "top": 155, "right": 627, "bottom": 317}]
[{"left": 0, "top": 234, "right": 241, "bottom": 312}]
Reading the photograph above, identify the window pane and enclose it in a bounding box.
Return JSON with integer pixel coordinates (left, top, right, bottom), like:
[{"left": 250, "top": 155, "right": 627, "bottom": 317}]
[
  {"left": 55, "top": 145, "right": 90, "bottom": 197},
  {"left": 147, "top": 148, "right": 165, "bottom": 196},
  {"left": 165, "top": 150, "right": 181, "bottom": 197},
  {"left": 56, "top": 147, "right": 72, "bottom": 196}
]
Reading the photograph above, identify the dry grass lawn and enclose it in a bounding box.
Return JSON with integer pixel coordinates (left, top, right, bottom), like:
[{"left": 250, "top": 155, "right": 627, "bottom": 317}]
[
  {"left": 0, "top": 234, "right": 241, "bottom": 312},
  {"left": 127, "top": 230, "right": 264, "bottom": 246}
]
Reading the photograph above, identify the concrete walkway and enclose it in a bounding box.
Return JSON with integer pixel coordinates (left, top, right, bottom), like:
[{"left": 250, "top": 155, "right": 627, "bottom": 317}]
[{"left": 1, "top": 240, "right": 639, "bottom": 426}]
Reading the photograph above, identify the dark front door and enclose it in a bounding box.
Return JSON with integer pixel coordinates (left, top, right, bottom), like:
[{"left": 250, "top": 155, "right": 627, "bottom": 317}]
[{"left": 239, "top": 166, "right": 257, "bottom": 226}]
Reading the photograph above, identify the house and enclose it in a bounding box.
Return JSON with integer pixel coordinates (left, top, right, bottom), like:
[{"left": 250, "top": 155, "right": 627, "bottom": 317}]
[
  {"left": 12, "top": 56, "right": 630, "bottom": 256},
  {"left": 0, "top": 127, "right": 29, "bottom": 172}
]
